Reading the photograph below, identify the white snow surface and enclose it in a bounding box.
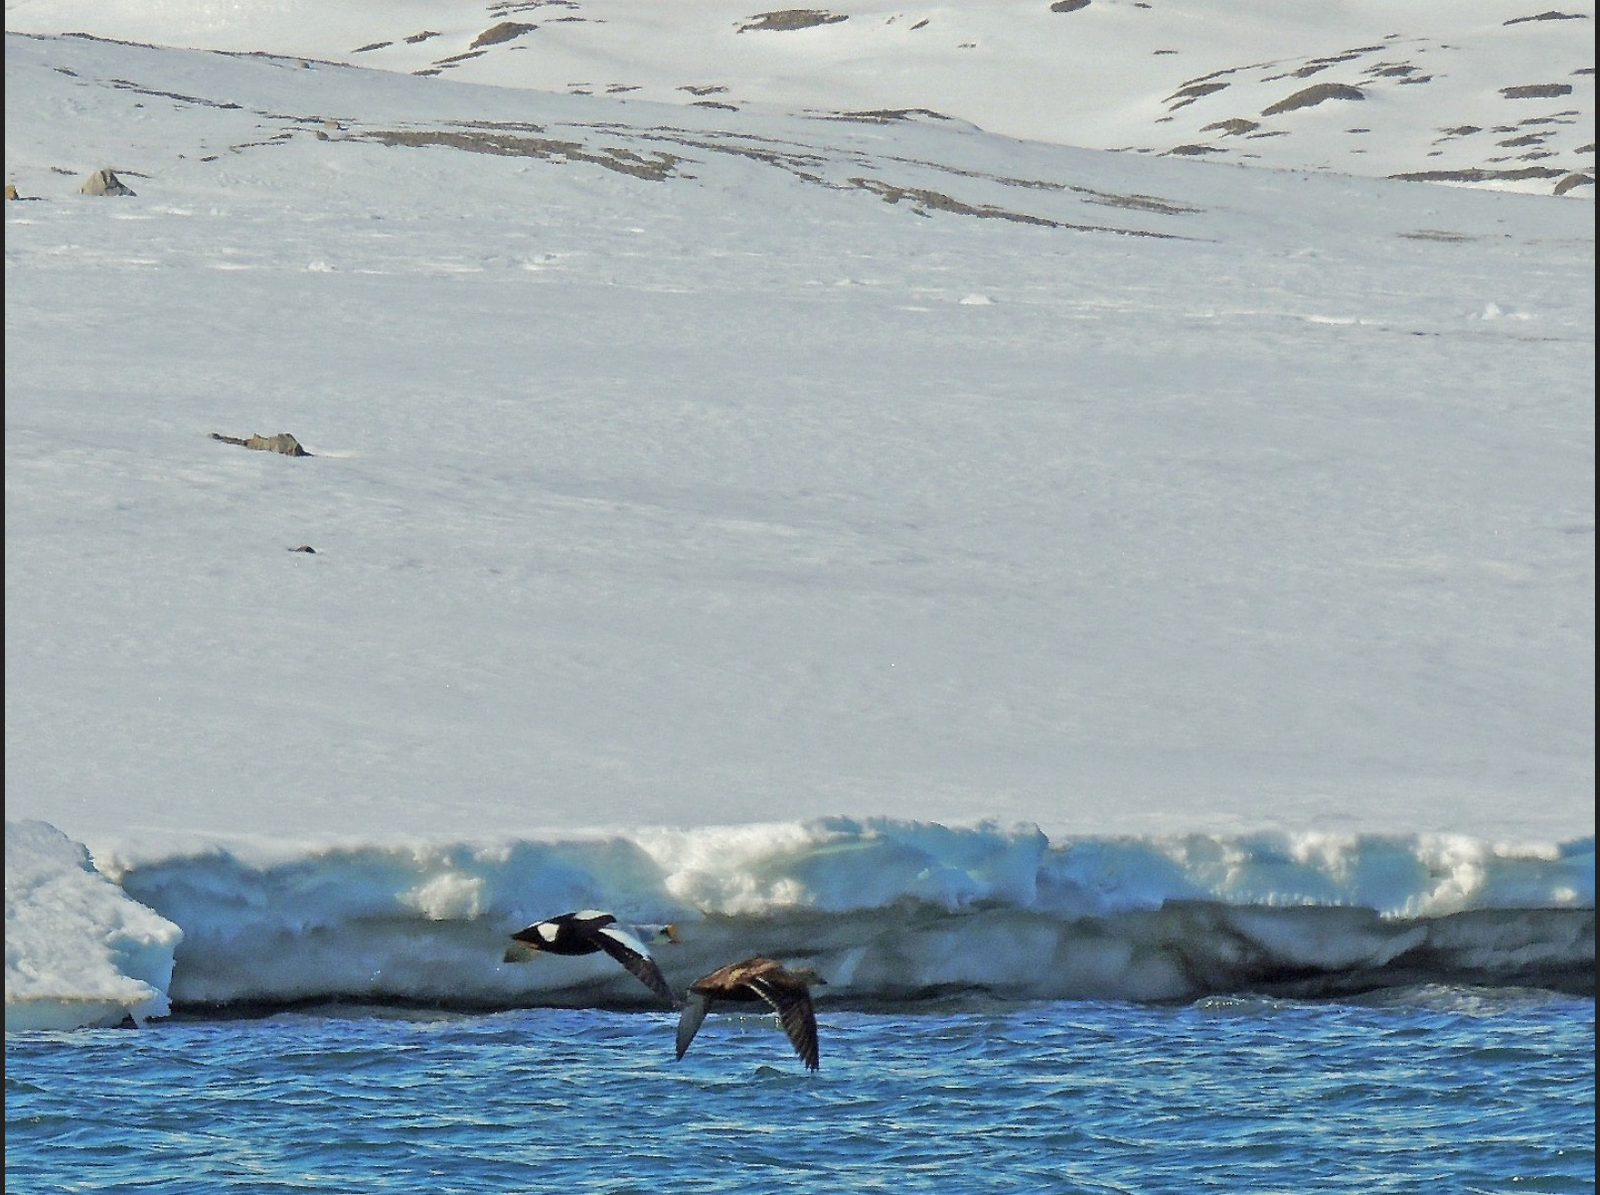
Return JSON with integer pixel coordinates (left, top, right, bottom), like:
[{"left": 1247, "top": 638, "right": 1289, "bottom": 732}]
[
  {"left": 3, "top": 0, "right": 1594, "bottom": 1030},
  {"left": 4, "top": 820, "right": 181, "bottom": 1030}
]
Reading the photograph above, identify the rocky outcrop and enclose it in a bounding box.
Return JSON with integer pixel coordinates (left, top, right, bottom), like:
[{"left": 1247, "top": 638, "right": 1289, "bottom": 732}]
[
  {"left": 1262, "top": 83, "right": 1365, "bottom": 116},
  {"left": 471, "top": 21, "right": 534, "bottom": 49},
  {"left": 737, "top": 10, "right": 847, "bottom": 32}
]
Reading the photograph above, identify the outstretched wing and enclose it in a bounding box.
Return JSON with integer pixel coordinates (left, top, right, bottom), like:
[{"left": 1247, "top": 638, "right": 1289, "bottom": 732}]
[
  {"left": 746, "top": 975, "right": 820, "bottom": 1071},
  {"left": 592, "top": 924, "right": 678, "bottom": 1006},
  {"left": 675, "top": 991, "right": 712, "bottom": 1060}
]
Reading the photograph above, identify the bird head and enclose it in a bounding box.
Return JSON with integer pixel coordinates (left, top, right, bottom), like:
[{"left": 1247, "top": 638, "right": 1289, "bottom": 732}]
[
  {"left": 504, "top": 918, "right": 560, "bottom": 961},
  {"left": 502, "top": 939, "right": 537, "bottom": 963}
]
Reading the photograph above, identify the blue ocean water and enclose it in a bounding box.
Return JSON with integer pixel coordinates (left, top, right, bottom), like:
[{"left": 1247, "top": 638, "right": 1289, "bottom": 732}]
[{"left": 5, "top": 989, "right": 1594, "bottom": 1195}]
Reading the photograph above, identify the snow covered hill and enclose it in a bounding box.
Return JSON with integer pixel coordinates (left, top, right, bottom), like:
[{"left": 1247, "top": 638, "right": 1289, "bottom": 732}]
[{"left": 6, "top": 0, "right": 1594, "bottom": 195}]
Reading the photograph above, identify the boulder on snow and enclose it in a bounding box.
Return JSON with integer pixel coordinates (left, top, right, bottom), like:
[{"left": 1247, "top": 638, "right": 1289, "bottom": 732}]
[
  {"left": 210, "top": 432, "right": 312, "bottom": 457},
  {"left": 80, "top": 168, "right": 135, "bottom": 196}
]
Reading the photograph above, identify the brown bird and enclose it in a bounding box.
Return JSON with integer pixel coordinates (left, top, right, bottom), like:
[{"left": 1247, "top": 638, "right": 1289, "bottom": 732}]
[
  {"left": 505, "top": 910, "right": 679, "bottom": 1006},
  {"left": 675, "top": 957, "right": 826, "bottom": 1071}
]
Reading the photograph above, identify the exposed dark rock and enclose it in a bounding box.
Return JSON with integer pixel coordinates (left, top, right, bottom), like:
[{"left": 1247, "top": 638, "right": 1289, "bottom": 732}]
[
  {"left": 737, "top": 10, "right": 847, "bottom": 32},
  {"left": 1166, "top": 82, "right": 1228, "bottom": 110},
  {"left": 1504, "top": 10, "right": 1589, "bottom": 23},
  {"left": 1389, "top": 165, "right": 1566, "bottom": 182},
  {"left": 1262, "top": 83, "right": 1365, "bottom": 116},
  {"left": 833, "top": 108, "right": 954, "bottom": 124},
  {"left": 1201, "top": 118, "right": 1261, "bottom": 136},
  {"left": 360, "top": 128, "right": 679, "bottom": 181},
  {"left": 471, "top": 22, "right": 535, "bottom": 49},
  {"left": 211, "top": 432, "right": 312, "bottom": 457},
  {"left": 1500, "top": 83, "right": 1574, "bottom": 98}
]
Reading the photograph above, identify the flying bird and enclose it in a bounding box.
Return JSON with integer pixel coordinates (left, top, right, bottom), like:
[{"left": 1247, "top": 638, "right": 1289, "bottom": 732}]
[
  {"left": 505, "top": 910, "right": 679, "bottom": 1005},
  {"left": 675, "top": 956, "right": 826, "bottom": 1071}
]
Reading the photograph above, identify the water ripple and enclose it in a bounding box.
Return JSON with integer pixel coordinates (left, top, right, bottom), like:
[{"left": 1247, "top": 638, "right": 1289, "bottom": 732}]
[{"left": 5, "top": 991, "right": 1592, "bottom": 1193}]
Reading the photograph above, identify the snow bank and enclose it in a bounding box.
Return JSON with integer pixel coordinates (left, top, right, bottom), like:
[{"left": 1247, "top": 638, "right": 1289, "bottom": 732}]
[
  {"left": 5, "top": 820, "right": 182, "bottom": 1031},
  {"left": 6, "top": 818, "right": 1591, "bottom": 1030}
]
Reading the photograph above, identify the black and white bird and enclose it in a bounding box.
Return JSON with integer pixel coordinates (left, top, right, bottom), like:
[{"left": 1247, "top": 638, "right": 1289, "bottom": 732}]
[
  {"left": 675, "top": 956, "right": 826, "bottom": 1071},
  {"left": 505, "top": 910, "right": 679, "bottom": 1005}
]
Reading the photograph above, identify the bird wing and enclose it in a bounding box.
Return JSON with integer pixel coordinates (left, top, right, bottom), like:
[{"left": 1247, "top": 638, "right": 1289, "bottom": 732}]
[
  {"left": 592, "top": 924, "right": 678, "bottom": 1005},
  {"left": 675, "top": 990, "right": 712, "bottom": 1060},
  {"left": 746, "top": 974, "right": 820, "bottom": 1071}
]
